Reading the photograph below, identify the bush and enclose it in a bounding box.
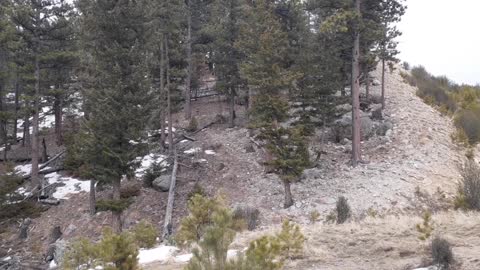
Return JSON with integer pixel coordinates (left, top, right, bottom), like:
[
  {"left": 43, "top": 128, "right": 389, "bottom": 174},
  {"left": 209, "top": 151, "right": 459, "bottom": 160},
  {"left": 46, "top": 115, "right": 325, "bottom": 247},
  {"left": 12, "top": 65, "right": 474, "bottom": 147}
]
[
  {"left": 335, "top": 196, "right": 351, "bottom": 224},
  {"left": 309, "top": 210, "right": 320, "bottom": 223},
  {"left": 187, "top": 183, "right": 206, "bottom": 201},
  {"left": 233, "top": 205, "right": 260, "bottom": 231},
  {"left": 431, "top": 236, "right": 454, "bottom": 269},
  {"left": 120, "top": 183, "right": 141, "bottom": 199},
  {"left": 142, "top": 162, "right": 165, "bottom": 187},
  {"left": 276, "top": 220, "right": 305, "bottom": 259},
  {"left": 131, "top": 220, "right": 158, "bottom": 248},
  {"left": 96, "top": 198, "right": 132, "bottom": 213},
  {"left": 416, "top": 211, "right": 434, "bottom": 241},
  {"left": 455, "top": 161, "right": 480, "bottom": 210},
  {"left": 454, "top": 109, "right": 480, "bottom": 145},
  {"left": 64, "top": 228, "right": 140, "bottom": 270},
  {"left": 402, "top": 61, "right": 410, "bottom": 70},
  {"left": 186, "top": 116, "right": 198, "bottom": 132},
  {"left": 175, "top": 194, "right": 226, "bottom": 246}
]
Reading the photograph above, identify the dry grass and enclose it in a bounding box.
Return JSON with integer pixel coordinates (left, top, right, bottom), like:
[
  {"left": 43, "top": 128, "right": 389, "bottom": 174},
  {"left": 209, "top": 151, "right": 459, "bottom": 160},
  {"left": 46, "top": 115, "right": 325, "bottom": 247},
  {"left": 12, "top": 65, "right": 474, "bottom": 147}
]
[{"left": 147, "top": 211, "right": 480, "bottom": 270}]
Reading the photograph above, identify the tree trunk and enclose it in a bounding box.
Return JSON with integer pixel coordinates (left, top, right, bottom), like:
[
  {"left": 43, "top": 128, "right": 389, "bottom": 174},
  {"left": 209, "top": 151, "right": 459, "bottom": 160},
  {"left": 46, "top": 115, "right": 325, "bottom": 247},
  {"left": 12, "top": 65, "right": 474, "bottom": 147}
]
[
  {"left": 381, "top": 58, "right": 386, "bottom": 109},
  {"left": 365, "top": 72, "right": 370, "bottom": 99},
  {"left": 351, "top": 0, "right": 362, "bottom": 167},
  {"left": 159, "top": 34, "right": 166, "bottom": 151},
  {"left": 229, "top": 86, "right": 235, "bottom": 128},
  {"left": 14, "top": 74, "right": 19, "bottom": 144},
  {"left": 282, "top": 179, "right": 294, "bottom": 208},
  {"left": 112, "top": 178, "right": 122, "bottom": 232},
  {"left": 41, "top": 138, "right": 48, "bottom": 163},
  {"left": 31, "top": 54, "right": 40, "bottom": 189},
  {"left": 165, "top": 38, "right": 174, "bottom": 155},
  {"left": 185, "top": 0, "right": 192, "bottom": 120},
  {"left": 0, "top": 83, "right": 7, "bottom": 161},
  {"left": 53, "top": 92, "right": 63, "bottom": 146},
  {"left": 162, "top": 153, "right": 178, "bottom": 240},
  {"left": 23, "top": 113, "right": 30, "bottom": 148},
  {"left": 90, "top": 180, "right": 96, "bottom": 216}
]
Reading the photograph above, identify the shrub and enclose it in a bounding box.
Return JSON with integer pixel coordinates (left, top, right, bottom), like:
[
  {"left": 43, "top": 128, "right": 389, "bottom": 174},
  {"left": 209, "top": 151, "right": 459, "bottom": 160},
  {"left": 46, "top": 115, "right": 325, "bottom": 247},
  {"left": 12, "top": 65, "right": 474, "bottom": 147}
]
[
  {"left": 186, "top": 116, "right": 198, "bottom": 132},
  {"left": 120, "top": 183, "right": 141, "bottom": 199},
  {"left": 233, "top": 205, "right": 260, "bottom": 231},
  {"left": 64, "top": 228, "right": 139, "bottom": 270},
  {"left": 142, "top": 162, "right": 165, "bottom": 187},
  {"left": 131, "top": 220, "right": 157, "bottom": 248},
  {"left": 455, "top": 161, "right": 480, "bottom": 210},
  {"left": 175, "top": 194, "right": 226, "bottom": 246},
  {"left": 416, "top": 211, "right": 434, "bottom": 241},
  {"left": 451, "top": 128, "right": 470, "bottom": 146},
  {"left": 187, "top": 183, "right": 206, "bottom": 201},
  {"left": 335, "top": 196, "right": 351, "bottom": 224},
  {"left": 309, "top": 210, "right": 320, "bottom": 223},
  {"left": 431, "top": 236, "right": 454, "bottom": 269},
  {"left": 454, "top": 109, "right": 480, "bottom": 145},
  {"left": 402, "top": 61, "right": 410, "bottom": 70},
  {"left": 96, "top": 198, "right": 132, "bottom": 213},
  {"left": 276, "top": 220, "right": 305, "bottom": 259}
]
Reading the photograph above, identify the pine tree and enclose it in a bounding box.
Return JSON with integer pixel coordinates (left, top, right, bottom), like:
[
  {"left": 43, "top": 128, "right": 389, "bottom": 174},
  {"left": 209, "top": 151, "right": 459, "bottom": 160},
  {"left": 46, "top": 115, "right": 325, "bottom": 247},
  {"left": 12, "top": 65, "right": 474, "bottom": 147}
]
[
  {"left": 77, "top": 0, "right": 151, "bottom": 231},
  {"left": 210, "top": 0, "right": 245, "bottom": 128},
  {"left": 237, "top": 0, "right": 299, "bottom": 124},
  {"left": 11, "top": 0, "right": 74, "bottom": 188}
]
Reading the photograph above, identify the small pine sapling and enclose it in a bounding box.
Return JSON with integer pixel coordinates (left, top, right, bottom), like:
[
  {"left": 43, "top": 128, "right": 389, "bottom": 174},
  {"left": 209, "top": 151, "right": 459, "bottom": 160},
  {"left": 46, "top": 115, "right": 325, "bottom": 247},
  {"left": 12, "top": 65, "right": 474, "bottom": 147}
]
[{"left": 416, "top": 211, "right": 434, "bottom": 241}]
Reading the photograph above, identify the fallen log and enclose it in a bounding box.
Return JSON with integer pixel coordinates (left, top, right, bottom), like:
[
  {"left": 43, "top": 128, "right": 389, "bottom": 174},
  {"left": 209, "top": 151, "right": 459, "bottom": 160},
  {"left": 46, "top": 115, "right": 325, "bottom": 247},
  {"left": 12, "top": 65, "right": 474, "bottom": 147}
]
[
  {"left": 22, "top": 166, "right": 64, "bottom": 180},
  {"left": 39, "top": 199, "right": 60, "bottom": 206},
  {"left": 173, "top": 117, "right": 220, "bottom": 145},
  {"left": 39, "top": 150, "right": 65, "bottom": 171},
  {"left": 162, "top": 151, "right": 178, "bottom": 240}
]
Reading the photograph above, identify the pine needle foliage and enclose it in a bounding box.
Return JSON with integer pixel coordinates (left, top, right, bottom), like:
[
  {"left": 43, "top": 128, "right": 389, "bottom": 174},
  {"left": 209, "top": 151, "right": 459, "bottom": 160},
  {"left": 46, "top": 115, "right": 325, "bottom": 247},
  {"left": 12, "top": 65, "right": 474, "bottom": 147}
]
[{"left": 416, "top": 211, "right": 434, "bottom": 241}]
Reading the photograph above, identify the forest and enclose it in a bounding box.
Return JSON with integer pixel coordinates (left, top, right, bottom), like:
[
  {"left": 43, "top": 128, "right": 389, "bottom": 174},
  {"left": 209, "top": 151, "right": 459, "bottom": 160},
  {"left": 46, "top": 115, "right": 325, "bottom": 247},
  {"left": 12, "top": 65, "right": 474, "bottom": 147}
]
[{"left": 4, "top": 0, "right": 479, "bottom": 269}]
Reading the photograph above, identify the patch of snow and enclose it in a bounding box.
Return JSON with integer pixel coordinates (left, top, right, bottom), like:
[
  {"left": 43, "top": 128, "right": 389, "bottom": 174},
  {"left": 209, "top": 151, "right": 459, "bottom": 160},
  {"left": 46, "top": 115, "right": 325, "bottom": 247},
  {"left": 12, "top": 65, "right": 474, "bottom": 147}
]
[
  {"left": 184, "top": 147, "right": 201, "bottom": 154},
  {"left": 197, "top": 159, "right": 207, "bottom": 163},
  {"left": 44, "top": 173, "right": 90, "bottom": 199},
  {"left": 205, "top": 150, "right": 216, "bottom": 155},
  {"left": 49, "top": 260, "right": 57, "bottom": 269},
  {"left": 1, "top": 256, "right": 11, "bottom": 262},
  {"left": 180, "top": 140, "right": 189, "bottom": 143},
  {"left": 174, "top": 253, "right": 193, "bottom": 263},
  {"left": 15, "top": 164, "right": 33, "bottom": 176},
  {"left": 138, "top": 245, "right": 179, "bottom": 264},
  {"left": 135, "top": 153, "right": 168, "bottom": 178}
]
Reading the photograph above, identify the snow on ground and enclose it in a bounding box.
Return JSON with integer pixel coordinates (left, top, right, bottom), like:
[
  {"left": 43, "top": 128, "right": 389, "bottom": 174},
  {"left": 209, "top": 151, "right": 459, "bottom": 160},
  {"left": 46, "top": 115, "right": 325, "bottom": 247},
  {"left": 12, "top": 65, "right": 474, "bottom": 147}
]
[
  {"left": 184, "top": 147, "right": 201, "bottom": 155},
  {"left": 204, "top": 150, "right": 216, "bottom": 155},
  {"left": 138, "top": 246, "right": 179, "bottom": 264},
  {"left": 14, "top": 164, "right": 90, "bottom": 200},
  {"left": 138, "top": 246, "right": 239, "bottom": 265},
  {"left": 135, "top": 153, "right": 169, "bottom": 178},
  {"left": 44, "top": 172, "right": 90, "bottom": 199}
]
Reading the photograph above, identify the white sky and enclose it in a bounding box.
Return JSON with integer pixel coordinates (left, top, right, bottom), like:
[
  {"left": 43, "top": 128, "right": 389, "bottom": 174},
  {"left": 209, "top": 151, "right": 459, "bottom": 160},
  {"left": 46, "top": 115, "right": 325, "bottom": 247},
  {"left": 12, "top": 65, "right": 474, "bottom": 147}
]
[{"left": 397, "top": 0, "right": 480, "bottom": 85}]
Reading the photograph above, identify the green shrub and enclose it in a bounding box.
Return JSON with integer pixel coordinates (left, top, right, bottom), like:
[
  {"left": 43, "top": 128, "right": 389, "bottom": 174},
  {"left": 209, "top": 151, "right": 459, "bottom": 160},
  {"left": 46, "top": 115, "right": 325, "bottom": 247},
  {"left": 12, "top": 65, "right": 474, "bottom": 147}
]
[
  {"left": 431, "top": 236, "right": 454, "bottom": 269},
  {"left": 233, "top": 206, "right": 260, "bottom": 231},
  {"left": 454, "top": 109, "right": 480, "bottom": 145},
  {"left": 455, "top": 161, "right": 480, "bottom": 210},
  {"left": 187, "top": 183, "right": 206, "bottom": 201},
  {"left": 309, "top": 210, "right": 320, "bottom": 223},
  {"left": 120, "top": 183, "right": 141, "bottom": 199},
  {"left": 64, "top": 228, "right": 140, "bottom": 270},
  {"left": 276, "top": 220, "right": 305, "bottom": 259},
  {"left": 131, "top": 220, "right": 158, "bottom": 248},
  {"left": 186, "top": 116, "right": 198, "bottom": 132},
  {"left": 175, "top": 194, "right": 226, "bottom": 246},
  {"left": 416, "top": 211, "right": 434, "bottom": 241},
  {"left": 142, "top": 162, "right": 165, "bottom": 187},
  {"left": 335, "top": 196, "right": 351, "bottom": 224},
  {"left": 96, "top": 198, "right": 132, "bottom": 213}
]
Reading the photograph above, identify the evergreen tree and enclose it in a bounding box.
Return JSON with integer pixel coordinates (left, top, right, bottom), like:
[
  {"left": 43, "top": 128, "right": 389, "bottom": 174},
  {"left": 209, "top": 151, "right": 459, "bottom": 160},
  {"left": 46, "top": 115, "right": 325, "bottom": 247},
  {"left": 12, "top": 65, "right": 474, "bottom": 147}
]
[
  {"left": 11, "top": 0, "right": 74, "bottom": 188},
  {"left": 237, "top": 0, "right": 299, "bottom": 124},
  {"left": 210, "top": 0, "right": 245, "bottom": 128},
  {"left": 77, "top": 0, "right": 151, "bottom": 231}
]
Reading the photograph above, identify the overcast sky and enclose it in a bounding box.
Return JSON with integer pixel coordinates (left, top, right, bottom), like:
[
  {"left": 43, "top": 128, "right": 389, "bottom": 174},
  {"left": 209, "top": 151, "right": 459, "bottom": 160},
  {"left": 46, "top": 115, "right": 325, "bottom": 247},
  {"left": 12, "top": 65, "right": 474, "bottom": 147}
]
[{"left": 397, "top": 0, "right": 480, "bottom": 85}]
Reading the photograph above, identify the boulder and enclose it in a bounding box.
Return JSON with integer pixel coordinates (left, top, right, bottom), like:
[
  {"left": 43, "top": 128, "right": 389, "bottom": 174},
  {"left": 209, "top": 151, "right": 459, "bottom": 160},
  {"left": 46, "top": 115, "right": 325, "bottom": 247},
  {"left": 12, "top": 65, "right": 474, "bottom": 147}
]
[
  {"left": 372, "top": 79, "right": 381, "bottom": 86},
  {"left": 375, "top": 121, "right": 394, "bottom": 136},
  {"left": 152, "top": 175, "right": 171, "bottom": 192},
  {"left": 333, "top": 112, "right": 375, "bottom": 142},
  {"left": 53, "top": 240, "right": 67, "bottom": 266},
  {"left": 370, "top": 104, "right": 383, "bottom": 120}
]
